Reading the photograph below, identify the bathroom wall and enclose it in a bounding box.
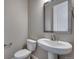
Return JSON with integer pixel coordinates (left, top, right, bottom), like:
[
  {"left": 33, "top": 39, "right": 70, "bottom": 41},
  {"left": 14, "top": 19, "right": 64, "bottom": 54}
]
[
  {"left": 28, "top": 0, "right": 74, "bottom": 59},
  {"left": 4, "top": 0, "right": 28, "bottom": 59}
]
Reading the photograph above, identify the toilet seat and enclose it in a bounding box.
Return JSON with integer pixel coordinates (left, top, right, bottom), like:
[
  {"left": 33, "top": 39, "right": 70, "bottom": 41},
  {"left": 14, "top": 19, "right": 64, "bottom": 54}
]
[{"left": 14, "top": 49, "right": 31, "bottom": 59}]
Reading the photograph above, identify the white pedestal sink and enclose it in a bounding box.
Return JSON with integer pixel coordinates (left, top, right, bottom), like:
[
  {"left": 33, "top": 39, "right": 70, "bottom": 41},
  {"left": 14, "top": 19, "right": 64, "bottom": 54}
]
[{"left": 38, "top": 38, "right": 72, "bottom": 59}]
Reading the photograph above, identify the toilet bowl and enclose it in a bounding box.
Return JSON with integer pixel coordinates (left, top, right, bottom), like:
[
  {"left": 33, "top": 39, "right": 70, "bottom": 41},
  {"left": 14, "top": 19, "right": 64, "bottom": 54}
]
[
  {"left": 14, "top": 49, "right": 31, "bottom": 59},
  {"left": 14, "top": 39, "right": 36, "bottom": 59}
]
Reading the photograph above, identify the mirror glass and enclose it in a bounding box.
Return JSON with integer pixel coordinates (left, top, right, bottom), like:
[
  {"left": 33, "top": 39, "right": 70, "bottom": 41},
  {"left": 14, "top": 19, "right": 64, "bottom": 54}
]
[{"left": 44, "top": 0, "right": 72, "bottom": 33}]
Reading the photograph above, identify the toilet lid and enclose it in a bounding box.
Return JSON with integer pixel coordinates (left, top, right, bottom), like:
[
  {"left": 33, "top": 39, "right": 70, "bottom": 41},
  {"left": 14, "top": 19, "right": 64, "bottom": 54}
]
[{"left": 14, "top": 49, "right": 31, "bottom": 59}]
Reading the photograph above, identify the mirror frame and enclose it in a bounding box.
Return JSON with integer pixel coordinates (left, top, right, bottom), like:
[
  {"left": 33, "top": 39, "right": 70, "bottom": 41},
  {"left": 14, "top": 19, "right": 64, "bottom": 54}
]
[{"left": 43, "top": 0, "right": 73, "bottom": 34}]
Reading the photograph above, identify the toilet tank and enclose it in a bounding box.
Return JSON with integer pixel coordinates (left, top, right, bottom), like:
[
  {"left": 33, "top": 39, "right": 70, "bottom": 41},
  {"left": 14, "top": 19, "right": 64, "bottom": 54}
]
[{"left": 26, "top": 39, "right": 36, "bottom": 51}]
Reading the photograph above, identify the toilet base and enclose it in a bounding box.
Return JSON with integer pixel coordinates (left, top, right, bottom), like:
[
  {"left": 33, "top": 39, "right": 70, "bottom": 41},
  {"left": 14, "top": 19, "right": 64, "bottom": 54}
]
[{"left": 27, "top": 57, "right": 30, "bottom": 59}]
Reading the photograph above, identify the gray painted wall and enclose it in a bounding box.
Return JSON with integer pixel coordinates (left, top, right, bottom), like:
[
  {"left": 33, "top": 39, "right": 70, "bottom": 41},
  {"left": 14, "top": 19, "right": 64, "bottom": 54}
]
[
  {"left": 28, "top": 0, "right": 74, "bottom": 59},
  {"left": 4, "top": 0, "right": 28, "bottom": 59}
]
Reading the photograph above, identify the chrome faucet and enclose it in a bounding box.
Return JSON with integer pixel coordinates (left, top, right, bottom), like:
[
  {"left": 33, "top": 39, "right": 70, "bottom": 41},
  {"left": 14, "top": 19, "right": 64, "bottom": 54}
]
[{"left": 51, "top": 34, "right": 56, "bottom": 41}]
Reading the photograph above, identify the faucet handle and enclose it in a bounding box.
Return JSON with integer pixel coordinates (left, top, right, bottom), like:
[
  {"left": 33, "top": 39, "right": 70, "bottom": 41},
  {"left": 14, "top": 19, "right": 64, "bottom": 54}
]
[{"left": 51, "top": 34, "right": 56, "bottom": 40}]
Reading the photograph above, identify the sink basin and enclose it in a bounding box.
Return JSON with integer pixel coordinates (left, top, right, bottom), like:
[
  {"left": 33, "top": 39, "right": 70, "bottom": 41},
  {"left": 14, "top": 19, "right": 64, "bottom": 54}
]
[{"left": 38, "top": 38, "right": 72, "bottom": 55}]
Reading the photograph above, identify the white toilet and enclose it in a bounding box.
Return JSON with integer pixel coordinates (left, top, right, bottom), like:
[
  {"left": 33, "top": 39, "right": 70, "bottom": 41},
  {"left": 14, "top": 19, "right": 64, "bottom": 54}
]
[{"left": 14, "top": 39, "right": 36, "bottom": 59}]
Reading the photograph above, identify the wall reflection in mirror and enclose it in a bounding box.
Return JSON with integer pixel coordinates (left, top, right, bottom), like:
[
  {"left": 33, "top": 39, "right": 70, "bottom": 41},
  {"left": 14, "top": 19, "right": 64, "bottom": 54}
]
[{"left": 44, "top": 0, "right": 72, "bottom": 33}]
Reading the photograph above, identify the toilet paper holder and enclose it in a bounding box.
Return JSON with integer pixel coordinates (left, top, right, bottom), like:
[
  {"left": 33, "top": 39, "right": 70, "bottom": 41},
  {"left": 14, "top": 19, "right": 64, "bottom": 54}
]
[{"left": 4, "top": 42, "right": 12, "bottom": 48}]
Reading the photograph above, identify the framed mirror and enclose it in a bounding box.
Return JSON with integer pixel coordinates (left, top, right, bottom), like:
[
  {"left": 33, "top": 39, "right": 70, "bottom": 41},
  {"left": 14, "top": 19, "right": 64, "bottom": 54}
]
[{"left": 44, "top": 0, "right": 72, "bottom": 33}]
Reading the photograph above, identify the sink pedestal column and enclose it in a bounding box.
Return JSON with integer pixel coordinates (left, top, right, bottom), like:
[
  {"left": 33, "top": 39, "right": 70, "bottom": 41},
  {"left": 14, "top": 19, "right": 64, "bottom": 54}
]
[{"left": 48, "top": 52, "right": 57, "bottom": 59}]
